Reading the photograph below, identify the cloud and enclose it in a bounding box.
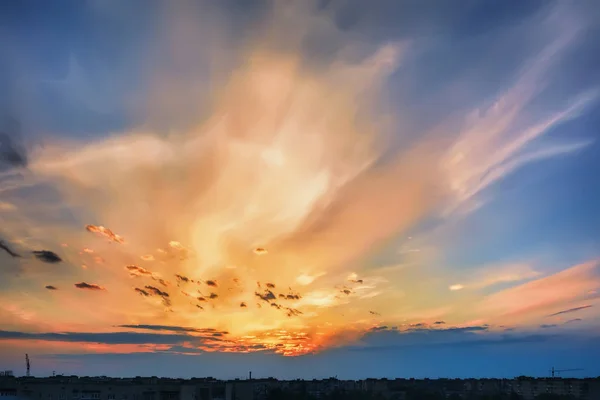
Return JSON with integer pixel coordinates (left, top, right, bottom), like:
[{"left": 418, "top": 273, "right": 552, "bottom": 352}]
[
  {"left": 349, "top": 325, "right": 524, "bottom": 351},
  {"left": 477, "top": 260, "right": 600, "bottom": 324},
  {"left": 0, "top": 240, "right": 20, "bottom": 258},
  {"left": 85, "top": 225, "right": 125, "bottom": 244},
  {"left": 125, "top": 265, "right": 153, "bottom": 277},
  {"left": 0, "top": 128, "right": 28, "bottom": 170},
  {"left": 0, "top": 0, "right": 598, "bottom": 360},
  {"left": 547, "top": 305, "right": 592, "bottom": 317},
  {"left": 0, "top": 330, "right": 197, "bottom": 346},
  {"left": 45, "top": 285, "right": 58, "bottom": 291},
  {"left": 144, "top": 286, "right": 171, "bottom": 306},
  {"left": 74, "top": 282, "right": 105, "bottom": 291},
  {"left": 456, "top": 263, "right": 541, "bottom": 291},
  {"left": 116, "top": 325, "right": 228, "bottom": 335},
  {"left": 441, "top": 4, "right": 598, "bottom": 214},
  {"left": 32, "top": 250, "right": 63, "bottom": 263},
  {"left": 255, "top": 290, "right": 277, "bottom": 302},
  {"left": 565, "top": 318, "right": 582, "bottom": 324},
  {"left": 145, "top": 286, "right": 169, "bottom": 298}
]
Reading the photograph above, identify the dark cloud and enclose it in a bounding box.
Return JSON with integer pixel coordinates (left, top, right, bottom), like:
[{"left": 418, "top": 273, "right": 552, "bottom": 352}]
[
  {"left": 279, "top": 292, "right": 301, "bottom": 300},
  {"left": 175, "top": 274, "right": 189, "bottom": 283},
  {"left": 205, "top": 280, "right": 217, "bottom": 287},
  {"left": 74, "top": 282, "right": 105, "bottom": 290},
  {"left": 209, "top": 292, "right": 218, "bottom": 299},
  {"left": 0, "top": 128, "right": 28, "bottom": 169},
  {"left": 547, "top": 305, "right": 592, "bottom": 317},
  {"left": 349, "top": 325, "right": 558, "bottom": 353},
  {"left": 240, "top": 302, "right": 247, "bottom": 308},
  {"left": 266, "top": 283, "right": 275, "bottom": 289},
  {"left": 45, "top": 285, "right": 58, "bottom": 290},
  {"left": 32, "top": 250, "right": 62, "bottom": 263},
  {"left": 285, "top": 308, "right": 302, "bottom": 317},
  {"left": 145, "top": 285, "right": 169, "bottom": 297},
  {"left": 0, "top": 330, "right": 195, "bottom": 345},
  {"left": 565, "top": 318, "right": 583, "bottom": 324},
  {"left": 255, "top": 290, "right": 276, "bottom": 302},
  {"left": 341, "top": 289, "right": 352, "bottom": 295},
  {"left": 369, "top": 311, "right": 380, "bottom": 316},
  {"left": 351, "top": 329, "right": 559, "bottom": 353},
  {"left": 0, "top": 240, "right": 20, "bottom": 258},
  {"left": 116, "top": 325, "right": 227, "bottom": 335},
  {"left": 540, "top": 324, "right": 558, "bottom": 329},
  {"left": 135, "top": 288, "right": 149, "bottom": 296},
  {"left": 270, "top": 303, "right": 282, "bottom": 310},
  {"left": 434, "top": 321, "right": 446, "bottom": 325},
  {"left": 144, "top": 285, "right": 171, "bottom": 306},
  {"left": 371, "top": 326, "right": 389, "bottom": 332},
  {"left": 432, "top": 326, "right": 488, "bottom": 333}
]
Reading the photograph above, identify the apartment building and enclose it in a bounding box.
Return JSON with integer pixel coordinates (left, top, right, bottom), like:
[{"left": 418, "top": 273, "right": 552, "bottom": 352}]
[{"left": 1, "top": 375, "right": 599, "bottom": 400}]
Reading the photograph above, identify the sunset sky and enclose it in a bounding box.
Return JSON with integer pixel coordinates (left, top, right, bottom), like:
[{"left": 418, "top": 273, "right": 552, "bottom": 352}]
[{"left": 1, "top": 0, "right": 600, "bottom": 379}]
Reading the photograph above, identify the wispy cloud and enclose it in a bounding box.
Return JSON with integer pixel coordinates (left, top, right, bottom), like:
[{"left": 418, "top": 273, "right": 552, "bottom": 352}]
[
  {"left": 547, "top": 305, "right": 592, "bottom": 317},
  {"left": 478, "top": 260, "right": 600, "bottom": 325},
  {"left": 451, "top": 263, "right": 541, "bottom": 291},
  {"left": 441, "top": 5, "right": 597, "bottom": 214}
]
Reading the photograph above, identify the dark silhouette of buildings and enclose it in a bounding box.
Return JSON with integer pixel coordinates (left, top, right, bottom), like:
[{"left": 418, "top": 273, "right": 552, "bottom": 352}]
[{"left": 1, "top": 375, "right": 599, "bottom": 400}]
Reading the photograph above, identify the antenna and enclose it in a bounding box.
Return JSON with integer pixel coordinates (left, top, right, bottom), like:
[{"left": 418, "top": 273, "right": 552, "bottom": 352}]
[{"left": 25, "top": 354, "right": 30, "bottom": 377}]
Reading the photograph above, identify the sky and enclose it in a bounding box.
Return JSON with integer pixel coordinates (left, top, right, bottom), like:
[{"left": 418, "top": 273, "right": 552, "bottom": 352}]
[{"left": 0, "top": 0, "right": 600, "bottom": 379}]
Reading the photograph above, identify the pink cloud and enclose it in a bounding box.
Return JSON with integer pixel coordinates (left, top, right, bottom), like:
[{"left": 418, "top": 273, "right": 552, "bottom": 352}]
[{"left": 477, "top": 260, "right": 600, "bottom": 325}]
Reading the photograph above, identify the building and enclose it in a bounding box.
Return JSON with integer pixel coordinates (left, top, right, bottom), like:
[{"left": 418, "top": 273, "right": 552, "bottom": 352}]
[{"left": 1, "top": 375, "right": 599, "bottom": 400}]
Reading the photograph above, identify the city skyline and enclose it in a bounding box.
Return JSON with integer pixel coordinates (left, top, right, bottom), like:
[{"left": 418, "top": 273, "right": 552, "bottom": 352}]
[{"left": 1, "top": 0, "right": 600, "bottom": 378}]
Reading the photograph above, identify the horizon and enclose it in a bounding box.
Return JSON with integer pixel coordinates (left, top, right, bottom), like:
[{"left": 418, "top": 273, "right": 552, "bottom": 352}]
[
  {"left": 1, "top": 0, "right": 600, "bottom": 379},
  {"left": 2, "top": 373, "right": 599, "bottom": 381}
]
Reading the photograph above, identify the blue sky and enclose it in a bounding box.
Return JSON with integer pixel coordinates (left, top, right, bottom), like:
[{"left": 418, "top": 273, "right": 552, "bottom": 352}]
[{"left": 0, "top": 0, "right": 599, "bottom": 379}]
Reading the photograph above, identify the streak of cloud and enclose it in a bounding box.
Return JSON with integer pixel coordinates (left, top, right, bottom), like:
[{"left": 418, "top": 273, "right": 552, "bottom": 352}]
[
  {"left": 74, "top": 282, "right": 105, "bottom": 291},
  {"left": 0, "top": 240, "right": 20, "bottom": 258},
  {"left": 441, "top": 5, "right": 598, "bottom": 214},
  {"left": 547, "top": 305, "right": 592, "bottom": 317}
]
